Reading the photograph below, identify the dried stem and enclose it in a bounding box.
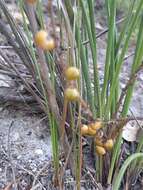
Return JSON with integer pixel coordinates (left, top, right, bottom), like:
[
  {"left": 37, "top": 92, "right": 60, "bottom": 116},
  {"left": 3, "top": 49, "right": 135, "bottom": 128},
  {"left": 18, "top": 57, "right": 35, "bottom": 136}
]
[
  {"left": 114, "top": 63, "right": 143, "bottom": 118},
  {"left": 25, "top": 2, "right": 73, "bottom": 172}
]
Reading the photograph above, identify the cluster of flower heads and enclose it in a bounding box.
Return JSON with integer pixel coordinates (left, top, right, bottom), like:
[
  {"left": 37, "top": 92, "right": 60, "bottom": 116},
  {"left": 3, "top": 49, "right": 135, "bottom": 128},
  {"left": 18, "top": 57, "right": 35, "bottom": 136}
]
[
  {"left": 32, "top": 0, "right": 114, "bottom": 156},
  {"left": 81, "top": 122, "right": 114, "bottom": 155},
  {"left": 64, "top": 67, "right": 114, "bottom": 156}
]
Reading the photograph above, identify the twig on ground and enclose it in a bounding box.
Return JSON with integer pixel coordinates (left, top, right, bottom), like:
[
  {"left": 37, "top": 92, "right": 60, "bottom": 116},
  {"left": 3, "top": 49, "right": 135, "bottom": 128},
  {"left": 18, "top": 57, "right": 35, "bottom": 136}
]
[
  {"left": 83, "top": 167, "right": 103, "bottom": 190},
  {"left": 6, "top": 121, "right": 17, "bottom": 190},
  {"left": 30, "top": 183, "right": 43, "bottom": 190},
  {"left": 3, "top": 177, "right": 21, "bottom": 190},
  {"left": 129, "top": 108, "right": 143, "bottom": 130},
  {"left": 0, "top": 48, "right": 46, "bottom": 112},
  {"left": 0, "top": 45, "right": 13, "bottom": 49},
  {"left": 124, "top": 52, "right": 135, "bottom": 61},
  {"left": 15, "top": 163, "right": 46, "bottom": 190},
  {"left": 0, "top": 87, "right": 35, "bottom": 103},
  {"left": 59, "top": 140, "right": 74, "bottom": 187},
  {"left": 32, "top": 162, "right": 50, "bottom": 187}
]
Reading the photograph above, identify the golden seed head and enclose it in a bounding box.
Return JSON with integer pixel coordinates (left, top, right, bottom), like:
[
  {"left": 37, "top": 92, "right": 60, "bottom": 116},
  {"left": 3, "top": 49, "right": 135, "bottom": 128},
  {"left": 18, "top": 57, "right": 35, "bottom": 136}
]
[
  {"left": 94, "top": 138, "right": 103, "bottom": 146},
  {"left": 34, "top": 30, "right": 55, "bottom": 51},
  {"left": 89, "top": 121, "right": 102, "bottom": 131},
  {"left": 65, "top": 67, "right": 80, "bottom": 81},
  {"left": 26, "top": 0, "right": 37, "bottom": 4},
  {"left": 81, "top": 125, "right": 89, "bottom": 135},
  {"left": 104, "top": 139, "right": 114, "bottom": 150},
  {"left": 64, "top": 88, "right": 80, "bottom": 101},
  {"left": 45, "top": 38, "right": 55, "bottom": 51},
  {"left": 35, "top": 30, "right": 48, "bottom": 49},
  {"left": 96, "top": 146, "right": 106, "bottom": 156},
  {"left": 88, "top": 127, "right": 96, "bottom": 136}
]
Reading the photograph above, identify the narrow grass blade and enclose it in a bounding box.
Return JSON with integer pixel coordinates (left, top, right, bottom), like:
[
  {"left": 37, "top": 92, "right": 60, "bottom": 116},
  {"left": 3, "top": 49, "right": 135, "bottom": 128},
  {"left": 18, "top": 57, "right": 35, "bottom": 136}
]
[
  {"left": 64, "top": 0, "right": 95, "bottom": 114},
  {"left": 80, "top": 0, "right": 101, "bottom": 117},
  {"left": 101, "top": 0, "right": 116, "bottom": 118},
  {"left": 105, "top": 0, "right": 143, "bottom": 117},
  {"left": 107, "top": 134, "right": 122, "bottom": 184},
  {"left": 112, "top": 153, "right": 143, "bottom": 190},
  {"left": 121, "top": 15, "right": 143, "bottom": 116}
]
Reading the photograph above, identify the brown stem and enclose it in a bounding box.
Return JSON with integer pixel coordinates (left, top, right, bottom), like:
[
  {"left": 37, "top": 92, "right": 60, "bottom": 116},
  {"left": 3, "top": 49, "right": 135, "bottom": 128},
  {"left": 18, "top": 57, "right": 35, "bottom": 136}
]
[
  {"left": 113, "top": 63, "right": 143, "bottom": 118},
  {"left": 25, "top": 2, "right": 73, "bottom": 176},
  {"left": 60, "top": 99, "right": 68, "bottom": 145}
]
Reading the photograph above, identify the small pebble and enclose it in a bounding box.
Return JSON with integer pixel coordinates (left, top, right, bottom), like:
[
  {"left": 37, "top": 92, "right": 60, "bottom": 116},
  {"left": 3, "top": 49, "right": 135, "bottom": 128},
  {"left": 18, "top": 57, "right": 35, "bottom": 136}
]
[
  {"left": 34, "top": 149, "right": 43, "bottom": 155},
  {"left": 17, "top": 155, "right": 22, "bottom": 159},
  {"left": 30, "top": 163, "right": 37, "bottom": 172},
  {"left": 13, "top": 132, "right": 20, "bottom": 141}
]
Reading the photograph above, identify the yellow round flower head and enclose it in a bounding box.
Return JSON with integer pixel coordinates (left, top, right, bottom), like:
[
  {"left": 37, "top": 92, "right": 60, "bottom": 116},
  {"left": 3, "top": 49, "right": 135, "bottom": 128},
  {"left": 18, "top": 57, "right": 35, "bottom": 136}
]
[
  {"left": 35, "top": 30, "right": 48, "bottom": 50},
  {"left": 35, "top": 30, "right": 55, "bottom": 51},
  {"left": 65, "top": 88, "right": 80, "bottom": 101},
  {"left": 81, "top": 125, "right": 89, "bottom": 135},
  {"left": 89, "top": 121, "right": 102, "bottom": 131},
  {"left": 45, "top": 38, "right": 55, "bottom": 51},
  {"left": 88, "top": 127, "right": 96, "bottom": 136},
  {"left": 94, "top": 138, "right": 103, "bottom": 146},
  {"left": 96, "top": 146, "right": 106, "bottom": 156},
  {"left": 104, "top": 139, "right": 114, "bottom": 151},
  {"left": 65, "top": 67, "right": 80, "bottom": 81}
]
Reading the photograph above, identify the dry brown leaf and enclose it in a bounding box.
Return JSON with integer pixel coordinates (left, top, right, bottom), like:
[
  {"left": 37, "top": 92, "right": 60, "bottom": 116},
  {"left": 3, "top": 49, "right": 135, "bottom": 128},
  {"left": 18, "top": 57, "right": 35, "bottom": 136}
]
[
  {"left": 122, "top": 121, "right": 143, "bottom": 142},
  {"left": 3, "top": 182, "right": 13, "bottom": 190}
]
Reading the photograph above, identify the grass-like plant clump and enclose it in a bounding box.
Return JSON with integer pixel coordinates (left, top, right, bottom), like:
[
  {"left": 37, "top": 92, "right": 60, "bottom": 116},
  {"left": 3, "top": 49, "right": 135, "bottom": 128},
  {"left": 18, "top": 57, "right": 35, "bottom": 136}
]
[{"left": 0, "top": 0, "right": 143, "bottom": 189}]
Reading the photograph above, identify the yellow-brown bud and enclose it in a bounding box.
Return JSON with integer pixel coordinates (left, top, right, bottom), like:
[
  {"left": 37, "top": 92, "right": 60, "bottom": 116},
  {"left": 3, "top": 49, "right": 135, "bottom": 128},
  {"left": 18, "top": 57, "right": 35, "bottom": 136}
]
[
  {"left": 88, "top": 127, "right": 96, "bottom": 136},
  {"left": 65, "top": 67, "right": 80, "bottom": 81},
  {"left": 94, "top": 138, "right": 103, "bottom": 146},
  {"left": 89, "top": 121, "right": 102, "bottom": 131},
  {"left": 96, "top": 146, "right": 106, "bottom": 156},
  {"left": 34, "top": 30, "right": 55, "bottom": 51},
  {"left": 104, "top": 139, "right": 114, "bottom": 151},
  {"left": 64, "top": 88, "right": 80, "bottom": 101},
  {"left": 81, "top": 125, "right": 89, "bottom": 135}
]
